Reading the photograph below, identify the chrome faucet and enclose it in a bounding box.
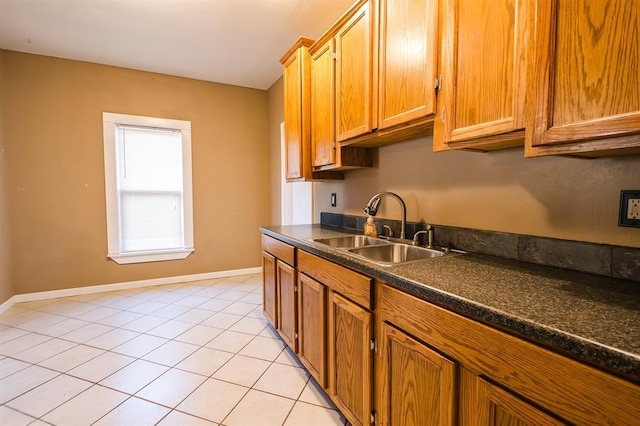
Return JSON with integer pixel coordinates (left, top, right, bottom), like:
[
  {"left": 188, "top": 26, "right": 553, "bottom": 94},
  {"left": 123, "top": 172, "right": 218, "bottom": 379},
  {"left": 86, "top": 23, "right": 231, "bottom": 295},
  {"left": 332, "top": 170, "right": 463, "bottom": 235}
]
[
  {"left": 363, "top": 192, "right": 406, "bottom": 239},
  {"left": 412, "top": 225, "right": 434, "bottom": 248}
]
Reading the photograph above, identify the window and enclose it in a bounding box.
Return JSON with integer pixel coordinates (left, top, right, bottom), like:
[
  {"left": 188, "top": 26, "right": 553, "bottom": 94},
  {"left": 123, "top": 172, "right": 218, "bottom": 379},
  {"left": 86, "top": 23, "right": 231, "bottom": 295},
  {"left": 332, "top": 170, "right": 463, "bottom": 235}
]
[{"left": 103, "top": 112, "right": 194, "bottom": 264}]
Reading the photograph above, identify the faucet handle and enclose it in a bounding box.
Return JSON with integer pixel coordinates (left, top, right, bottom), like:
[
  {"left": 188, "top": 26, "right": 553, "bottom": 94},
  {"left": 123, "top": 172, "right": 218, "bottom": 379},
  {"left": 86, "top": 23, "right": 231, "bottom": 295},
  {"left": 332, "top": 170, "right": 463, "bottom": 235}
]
[{"left": 382, "top": 225, "right": 394, "bottom": 239}]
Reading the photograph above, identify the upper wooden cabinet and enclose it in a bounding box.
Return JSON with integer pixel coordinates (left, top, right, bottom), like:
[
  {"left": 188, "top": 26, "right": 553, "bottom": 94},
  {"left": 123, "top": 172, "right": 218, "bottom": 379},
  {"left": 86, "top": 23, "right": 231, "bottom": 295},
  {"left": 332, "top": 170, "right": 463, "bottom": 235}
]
[
  {"left": 335, "top": 0, "right": 375, "bottom": 142},
  {"left": 310, "top": 36, "right": 373, "bottom": 171},
  {"left": 377, "top": 0, "right": 439, "bottom": 130},
  {"left": 434, "top": 0, "right": 532, "bottom": 152},
  {"left": 280, "top": 38, "right": 343, "bottom": 181},
  {"left": 525, "top": 0, "right": 640, "bottom": 157}
]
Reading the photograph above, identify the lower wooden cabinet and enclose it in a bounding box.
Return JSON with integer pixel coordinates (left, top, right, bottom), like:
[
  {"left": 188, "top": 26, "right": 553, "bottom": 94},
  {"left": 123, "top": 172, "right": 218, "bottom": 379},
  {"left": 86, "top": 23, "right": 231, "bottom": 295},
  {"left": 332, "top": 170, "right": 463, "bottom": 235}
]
[
  {"left": 297, "top": 272, "right": 327, "bottom": 386},
  {"left": 277, "top": 260, "right": 297, "bottom": 352},
  {"left": 261, "top": 251, "right": 277, "bottom": 328},
  {"left": 376, "top": 322, "right": 456, "bottom": 426},
  {"left": 328, "top": 291, "right": 373, "bottom": 426},
  {"left": 261, "top": 234, "right": 640, "bottom": 426},
  {"left": 459, "top": 369, "right": 564, "bottom": 426}
]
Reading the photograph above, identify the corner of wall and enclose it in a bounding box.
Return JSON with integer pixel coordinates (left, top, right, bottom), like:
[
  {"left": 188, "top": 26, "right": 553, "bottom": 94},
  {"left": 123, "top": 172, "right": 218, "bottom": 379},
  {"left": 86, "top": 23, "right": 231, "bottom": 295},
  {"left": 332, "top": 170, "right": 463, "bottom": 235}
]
[{"left": 0, "top": 47, "right": 14, "bottom": 304}]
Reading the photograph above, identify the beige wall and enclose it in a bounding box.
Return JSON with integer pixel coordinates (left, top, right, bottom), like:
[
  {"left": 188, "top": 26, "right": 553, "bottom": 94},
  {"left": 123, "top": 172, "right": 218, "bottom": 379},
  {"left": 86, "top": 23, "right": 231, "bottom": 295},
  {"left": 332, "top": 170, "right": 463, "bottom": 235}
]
[
  {"left": 3, "top": 51, "right": 271, "bottom": 295},
  {"left": 314, "top": 138, "right": 640, "bottom": 247},
  {"left": 0, "top": 49, "right": 13, "bottom": 304},
  {"left": 266, "top": 81, "right": 640, "bottom": 247}
]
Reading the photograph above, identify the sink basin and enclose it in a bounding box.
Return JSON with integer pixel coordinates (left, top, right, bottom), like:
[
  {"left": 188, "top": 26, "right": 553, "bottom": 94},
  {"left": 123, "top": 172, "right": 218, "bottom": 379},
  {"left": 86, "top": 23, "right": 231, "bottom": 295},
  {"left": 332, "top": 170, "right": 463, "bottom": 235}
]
[
  {"left": 348, "top": 243, "right": 446, "bottom": 265},
  {"left": 313, "top": 235, "right": 390, "bottom": 249}
]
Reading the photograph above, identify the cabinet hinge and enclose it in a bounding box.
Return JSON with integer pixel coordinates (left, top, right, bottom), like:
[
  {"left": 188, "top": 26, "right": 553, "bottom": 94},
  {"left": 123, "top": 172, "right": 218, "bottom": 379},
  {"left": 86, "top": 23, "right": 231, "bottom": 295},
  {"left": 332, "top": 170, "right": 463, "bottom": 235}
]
[
  {"left": 294, "top": 284, "right": 298, "bottom": 292},
  {"left": 434, "top": 75, "right": 442, "bottom": 93},
  {"left": 295, "top": 332, "right": 299, "bottom": 339},
  {"left": 370, "top": 337, "right": 377, "bottom": 352},
  {"left": 370, "top": 411, "right": 377, "bottom": 425},
  {"left": 332, "top": 52, "right": 337, "bottom": 60}
]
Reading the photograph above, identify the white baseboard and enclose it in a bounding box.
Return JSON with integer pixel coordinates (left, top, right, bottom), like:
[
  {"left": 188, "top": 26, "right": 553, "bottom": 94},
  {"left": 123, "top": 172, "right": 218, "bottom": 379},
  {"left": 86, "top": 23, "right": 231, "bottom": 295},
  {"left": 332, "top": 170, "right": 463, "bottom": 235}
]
[{"left": 0, "top": 266, "right": 262, "bottom": 315}]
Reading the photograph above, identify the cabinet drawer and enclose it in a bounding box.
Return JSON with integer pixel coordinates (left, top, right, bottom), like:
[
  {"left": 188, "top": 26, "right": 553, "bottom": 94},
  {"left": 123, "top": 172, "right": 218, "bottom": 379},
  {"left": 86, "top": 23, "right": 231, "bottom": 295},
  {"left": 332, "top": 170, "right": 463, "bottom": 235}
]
[
  {"left": 262, "top": 234, "right": 295, "bottom": 266},
  {"left": 298, "top": 250, "right": 372, "bottom": 309}
]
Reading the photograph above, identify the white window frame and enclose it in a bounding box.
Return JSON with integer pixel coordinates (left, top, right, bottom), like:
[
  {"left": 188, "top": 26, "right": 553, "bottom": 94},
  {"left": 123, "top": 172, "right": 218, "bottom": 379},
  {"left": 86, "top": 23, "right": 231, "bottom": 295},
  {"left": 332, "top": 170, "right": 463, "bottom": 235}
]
[{"left": 102, "top": 112, "right": 194, "bottom": 264}]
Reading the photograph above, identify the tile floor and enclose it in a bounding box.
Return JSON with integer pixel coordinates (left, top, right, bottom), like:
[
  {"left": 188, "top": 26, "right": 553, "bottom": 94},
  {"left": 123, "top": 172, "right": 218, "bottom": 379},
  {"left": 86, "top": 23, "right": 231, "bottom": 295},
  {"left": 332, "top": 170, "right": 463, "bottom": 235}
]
[{"left": 0, "top": 274, "right": 347, "bottom": 426}]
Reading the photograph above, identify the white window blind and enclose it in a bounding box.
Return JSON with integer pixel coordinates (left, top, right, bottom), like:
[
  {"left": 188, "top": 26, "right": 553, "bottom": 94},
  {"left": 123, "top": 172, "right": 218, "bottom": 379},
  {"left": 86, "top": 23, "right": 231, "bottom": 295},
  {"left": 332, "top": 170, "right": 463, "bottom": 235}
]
[
  {"left": 116, "top": 125, "right": 184, "bottom": 252},
  {"left": 103, "top": 112, "right": 194, "bottom": 264}
]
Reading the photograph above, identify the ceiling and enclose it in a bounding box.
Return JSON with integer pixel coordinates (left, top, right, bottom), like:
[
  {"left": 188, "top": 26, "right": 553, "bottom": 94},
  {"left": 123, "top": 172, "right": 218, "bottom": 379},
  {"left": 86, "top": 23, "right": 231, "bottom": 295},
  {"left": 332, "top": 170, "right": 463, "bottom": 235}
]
[{"left": 0, "top": 0, "right": 355, "bottom": 90}]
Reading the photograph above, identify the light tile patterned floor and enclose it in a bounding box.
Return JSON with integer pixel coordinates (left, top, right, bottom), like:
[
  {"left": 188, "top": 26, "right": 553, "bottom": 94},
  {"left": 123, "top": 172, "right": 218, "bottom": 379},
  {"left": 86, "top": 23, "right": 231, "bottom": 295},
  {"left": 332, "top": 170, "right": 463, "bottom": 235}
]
[{"left": 0, "top": 274, "right": 347, "bottom": 425}]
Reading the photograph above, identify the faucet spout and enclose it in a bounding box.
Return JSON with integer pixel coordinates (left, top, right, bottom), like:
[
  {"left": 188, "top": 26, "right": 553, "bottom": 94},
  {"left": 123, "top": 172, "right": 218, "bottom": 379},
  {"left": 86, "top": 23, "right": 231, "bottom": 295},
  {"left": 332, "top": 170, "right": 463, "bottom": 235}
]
[{"left": 363, "top": 192, "right": 407, "bottom": 239}]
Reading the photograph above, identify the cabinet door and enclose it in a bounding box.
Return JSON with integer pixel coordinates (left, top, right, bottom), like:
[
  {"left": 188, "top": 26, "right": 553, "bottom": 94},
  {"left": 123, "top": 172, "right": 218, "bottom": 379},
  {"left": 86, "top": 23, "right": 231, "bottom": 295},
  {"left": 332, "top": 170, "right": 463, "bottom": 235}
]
[
  {"left": 328, "top": 291, "right": 372, "bottom": 426},
  {"left": 434, "top": 0, "right": 531, "bottom": 151},
  {"left": 283, "top": 46, "right": 311, "bottom": 179},
  {"left": 297, "top": 273, "right": 327, "bottom": 387},
  {"left": 461, "top": 369, "right": 566, "bottom": 426},
  {"left": 311, "top": 38, "right": 336, "bottom": 168},
  {"left": 378, "top": 0, "right": 438, "bottom": 130},
  {"left": 377, "top": 323, "right": 456, "bottom": 426},
  {"left": 526, "top": 0, "right": 640, "bottom": 157},
  {"left": 261, "top": 251, "right": 278, "bottom": 328},
  {"left": 335, "top": 0, "right": 374, "bottom": 142},
  {"left": 277, "top": 260, "right": 297, "bottom": 352}
]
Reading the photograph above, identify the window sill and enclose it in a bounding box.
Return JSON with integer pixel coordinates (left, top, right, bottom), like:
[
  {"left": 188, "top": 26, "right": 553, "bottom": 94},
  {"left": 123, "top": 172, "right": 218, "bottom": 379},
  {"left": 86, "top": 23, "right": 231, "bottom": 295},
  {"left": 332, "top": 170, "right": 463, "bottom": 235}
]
[{"left": 108, "top": 248, "right": 194, "bottom": 264}]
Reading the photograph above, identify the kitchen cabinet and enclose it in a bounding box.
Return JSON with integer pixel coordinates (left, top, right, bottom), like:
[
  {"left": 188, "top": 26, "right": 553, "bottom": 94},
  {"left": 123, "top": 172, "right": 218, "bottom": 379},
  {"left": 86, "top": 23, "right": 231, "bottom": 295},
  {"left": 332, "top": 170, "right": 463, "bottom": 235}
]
[
  {"left": 459, "top": 369, "right": 563, "bottom": 426},
  {"left": 298, "top": 250, "right": 374, "bottom": 426},
  {"left": 261, "top": 251, "right": 277, "bottom": 327},
  {"left": 377, "top": 0, "right": 438, "bottom": 130},
  {"left": 297, "top": 272, "right": 327, "bottom": 386},
  {"left": 376, "top": 322, "right": 456, "bottom": 426},
  {"left": 335, "top": 0, "right": 375, "bottom": 142},
  {"left": 525, "top": 0, "right": 640, "bottom": 157},
  {"left": 309, "top": 37, "right": 372, "bottom": 171},
  {"left": 379, "top": 283, "right": 640, "bottom": 425},
  {"left": 433, "top": 0, "right": 533, "bottom": 152},
  {"left": 328, "top": 291, "right": 373, "bottom": 426},
  {"left": 277, "top": 260, "right": 297, "bottom": 351},
  {"left": 261, "top": 234, "right": 297, "bottom": 351},
  {"left": 280, "top": 37, "right": 343, "bottom": 181}
]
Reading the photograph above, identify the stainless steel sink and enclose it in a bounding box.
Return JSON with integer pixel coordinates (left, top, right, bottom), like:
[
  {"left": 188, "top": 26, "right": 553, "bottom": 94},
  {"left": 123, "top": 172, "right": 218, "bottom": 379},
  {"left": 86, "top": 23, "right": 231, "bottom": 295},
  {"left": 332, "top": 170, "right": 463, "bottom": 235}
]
[
  {"left": 313, "top": 235, "right": 391, "bottom": 248},
  {"left": 347, "top": 243, "right": 446, "bottom": 265}
]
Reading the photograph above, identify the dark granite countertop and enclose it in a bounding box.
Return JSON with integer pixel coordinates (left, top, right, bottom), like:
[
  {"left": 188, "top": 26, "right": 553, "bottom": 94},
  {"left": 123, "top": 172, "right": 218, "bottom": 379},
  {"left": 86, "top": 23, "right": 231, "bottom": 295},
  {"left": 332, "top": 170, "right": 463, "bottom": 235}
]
[{"left": 260, "top": 224, "right": 640, "bottom": 383}]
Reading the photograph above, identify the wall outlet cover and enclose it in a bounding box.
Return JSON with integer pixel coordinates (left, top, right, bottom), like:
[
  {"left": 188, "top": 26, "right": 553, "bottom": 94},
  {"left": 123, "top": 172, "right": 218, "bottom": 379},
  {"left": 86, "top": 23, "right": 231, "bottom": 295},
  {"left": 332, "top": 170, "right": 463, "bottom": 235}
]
[{"left": 618, "top": 190, "right": 640, "bottom": 228}]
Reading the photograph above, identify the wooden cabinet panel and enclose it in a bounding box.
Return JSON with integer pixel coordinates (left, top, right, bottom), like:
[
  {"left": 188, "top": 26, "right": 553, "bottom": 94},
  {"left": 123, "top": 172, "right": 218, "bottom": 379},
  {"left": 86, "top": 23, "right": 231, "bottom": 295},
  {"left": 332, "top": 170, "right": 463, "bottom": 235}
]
[
  {"left": 298, "top": 250, "right": 372, "bottom": 309},
  {"left": 297, "top": 273, "right": 327, "bottom": 387},
  {"left": 377, "top": 322, "right": 456, "bottom": 426},
  {"left": 261, "top": 234, "right": 295, "bottom": 267},
  {"left": 434, "top": 0, "right": 531, "bottom": 151},
  {"left": 328, "top": 291, "right": 372, "bottom": 426},
  {"left": 460, "top": 369, "right": 565, "bottom": 426},
  {"left": 377, "top": 0, "right": 438, "bottom": 129},
  {"left": 335, "top": 0, "right": 374, "bottom": 142},
  {"left": 277, "top": 260, "right": 297, "bottom": 352},
  {"left": 282, "top": 41, "right": 309, "bottom": 180},
  {"left": 526, "top": 0, "right": 640, "bottom": 157},
  {"left": 311, "top": 39, "right": 336, "bottom": 168},
  {"left": 261, "top": 251, "right": 277, "bottom": 328}
]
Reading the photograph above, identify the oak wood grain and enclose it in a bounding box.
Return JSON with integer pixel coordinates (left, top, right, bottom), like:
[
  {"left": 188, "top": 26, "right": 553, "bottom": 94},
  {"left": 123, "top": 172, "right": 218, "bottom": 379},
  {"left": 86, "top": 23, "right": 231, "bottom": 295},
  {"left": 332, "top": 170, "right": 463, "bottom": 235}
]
[
  {"left": 328, "top": 290, "right": 372, "bottom": 426},
  {"left": 525, "top": 0, "right": 640, "bottom": 157},
  {"left": 297, "top": 272, "right": 327, "bottom": 387},
  {"left": 276, "top": 260, "right": 297, "bottom": 352},
  {"left": 261, "top": 251, "right": 278, "bottom": 328},
  {"left": 261, "top": 234, "right": 295, "bottom": 266},
  {"left": 380, "top": 284, "right": 640, "bottom": 425},
  {"left": 298, "top": 250, "right": 372, "bottom": 309}
]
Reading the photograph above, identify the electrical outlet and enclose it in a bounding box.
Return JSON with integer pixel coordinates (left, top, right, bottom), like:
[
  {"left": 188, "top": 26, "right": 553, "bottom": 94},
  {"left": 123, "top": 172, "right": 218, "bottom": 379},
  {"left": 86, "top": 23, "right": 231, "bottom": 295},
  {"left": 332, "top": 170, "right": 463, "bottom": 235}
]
[
  {"left": 331, "top": 193, "right": 337, "bottom": 207},
  {"left": 619, "top": 191, "right": 640, "bottom": 228}
]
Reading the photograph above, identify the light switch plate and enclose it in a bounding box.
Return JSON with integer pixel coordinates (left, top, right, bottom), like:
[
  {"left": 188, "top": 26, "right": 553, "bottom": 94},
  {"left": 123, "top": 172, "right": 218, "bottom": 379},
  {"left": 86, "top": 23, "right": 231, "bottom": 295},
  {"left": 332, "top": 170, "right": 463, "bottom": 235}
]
[{"left": 619, "top": 190, "right": 640, "bottom": 228}]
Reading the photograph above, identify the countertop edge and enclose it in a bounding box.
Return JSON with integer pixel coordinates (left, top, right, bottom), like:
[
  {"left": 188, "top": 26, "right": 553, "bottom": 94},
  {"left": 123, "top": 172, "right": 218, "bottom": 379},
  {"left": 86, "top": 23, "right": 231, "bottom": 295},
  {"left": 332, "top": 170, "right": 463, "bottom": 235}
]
[{"left": 260, "top": 226, "right": 640, "bottom": 384}]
